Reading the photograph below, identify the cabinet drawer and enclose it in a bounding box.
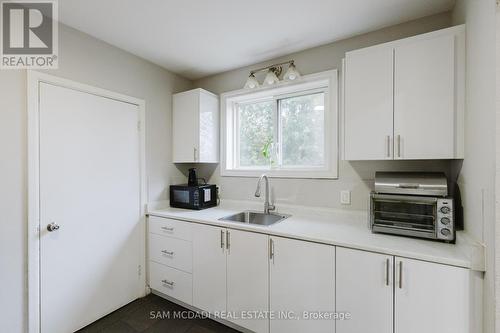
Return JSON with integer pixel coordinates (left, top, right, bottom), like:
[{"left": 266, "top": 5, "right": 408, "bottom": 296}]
[
  {"left": 149, "top": 216, "right": 193, "bottom": 241},
  {"left": 150, "top": 261, "right": 193, "bottom": 305},
  {"left": 149, "top": 233, "right": 192, "bottom": 273}
]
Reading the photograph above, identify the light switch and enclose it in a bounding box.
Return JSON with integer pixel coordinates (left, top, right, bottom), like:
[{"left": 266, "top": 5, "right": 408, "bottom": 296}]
[{"left": 340, "top": 190, "right": 351, "bottom": 205}]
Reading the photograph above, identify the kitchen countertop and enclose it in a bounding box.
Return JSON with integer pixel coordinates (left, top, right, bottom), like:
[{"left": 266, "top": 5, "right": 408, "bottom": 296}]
[{"left": 147, "top": 200, "right": 485, "bottom": 271}]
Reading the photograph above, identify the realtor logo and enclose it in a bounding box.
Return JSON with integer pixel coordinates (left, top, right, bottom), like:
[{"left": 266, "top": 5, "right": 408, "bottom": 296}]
[{"left": 1, "top": 0, "right": 58, "bottom": 68}]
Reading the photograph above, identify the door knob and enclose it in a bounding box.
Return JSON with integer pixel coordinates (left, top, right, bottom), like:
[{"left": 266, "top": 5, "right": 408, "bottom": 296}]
[{"left": 47, "top": 222, "right": 60, "bottom": 232}]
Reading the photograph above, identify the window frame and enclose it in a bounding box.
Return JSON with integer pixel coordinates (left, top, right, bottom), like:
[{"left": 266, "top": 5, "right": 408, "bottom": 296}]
[{"left": 220, "top": 70, "right": 338, "bottom": 179}]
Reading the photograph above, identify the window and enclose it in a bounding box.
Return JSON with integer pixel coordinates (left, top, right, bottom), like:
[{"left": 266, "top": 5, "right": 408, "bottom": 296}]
[{"left": 221, "top": 70, "right": 338, "bottom": 178}]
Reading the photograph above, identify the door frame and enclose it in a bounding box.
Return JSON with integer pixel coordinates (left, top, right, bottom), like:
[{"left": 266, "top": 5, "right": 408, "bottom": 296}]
[{"left": 27, "top": 71, "right": 147, "bottom": 333}]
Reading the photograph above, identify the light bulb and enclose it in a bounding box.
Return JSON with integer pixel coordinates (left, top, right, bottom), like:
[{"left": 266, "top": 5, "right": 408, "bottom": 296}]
[
  {"left": 244, "top": 74, "right": 260, "bottom": 89},
  {"left": 263, "top": 69, "right": 279, "bottom": 86},
  {"left": 283, "top": 63, "right": 301, "bottom": 81}
]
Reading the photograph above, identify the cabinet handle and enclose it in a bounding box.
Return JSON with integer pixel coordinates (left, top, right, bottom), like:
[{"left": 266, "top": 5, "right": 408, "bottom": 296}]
[
  {"left": 398, "top": 261, "right": 403, "bottom": 289},
  {"left": 385, "top": 258, "right": 390, "bottom": 286},
  {"left": 226, "top": 230, "right": 230, "bottom": 250},
  {"left": 193, "top": 147, "right": 197, "bottom": 161},
  {"left": 386, "top": 136, "right": 391, "bottom": 158},
  {"left": 161, "top": 250, "right": 174, "bottom": 256},
  {"left": 397, "top": 135, "right": 401, "bottom": 158},
  {"left": 220, "top": 230, "right": 225, "bottom": 249},
  {"left": 161, "top": 279, "right": 175, "bottom": 287},
  {"left": 269, "top": 238, "right": 275, "bottom": 261},
  {"left": 161, "top": 226, "right": 174, "bottom": 232}
]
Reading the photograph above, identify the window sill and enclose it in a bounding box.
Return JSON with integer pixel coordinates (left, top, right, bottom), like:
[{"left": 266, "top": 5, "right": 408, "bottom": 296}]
[{"left": 221, "top": 168, "right": 338, "bottom": 179}]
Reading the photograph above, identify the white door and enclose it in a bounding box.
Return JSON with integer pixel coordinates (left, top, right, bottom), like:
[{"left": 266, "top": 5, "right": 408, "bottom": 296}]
[
  {"left": 269, "top": 236, "right": 335, "bottom": 333},
  {"left": 394, "top": 34, "right": 455, "bottom": 159},
  {"left": 395, "top": 257, "right": 470, "bottom": 333},
  {"left": 192, "top": 224, "right": 227, "bottom": 314},
  {"left": 226, "top": 229, "right": 269, "bottom": 333},
  {"left": 344, "top": 45, "right": 394, "bottom": 160},
  {"left": 39, "top": 83, "right": 143, "bottom": 333},
  {"left": 336, "top": 247, "right": 393, "bottom": 333}
]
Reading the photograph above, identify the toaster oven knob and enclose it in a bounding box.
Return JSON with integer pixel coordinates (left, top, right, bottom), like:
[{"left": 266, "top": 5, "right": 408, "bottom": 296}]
[
  {"left": 440, "top": 206, "right": 451, "bottom": 214},
  {"left": 440, "top": 217, "right": 450, "bottom": 225},
  {"left": 440, "top": 228, "right": 451, "bottom": 236}
]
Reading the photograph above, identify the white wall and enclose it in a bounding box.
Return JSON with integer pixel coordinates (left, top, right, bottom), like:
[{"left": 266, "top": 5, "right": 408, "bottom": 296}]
[
  {"left": 194, "top": 13, "right": 454, "bottom": 210},
  {"left": 452, "top": 1, "right": 497, "bottom": 333},
  {"left": 0, "top": 24, "right": 192, "bottom": 333}
]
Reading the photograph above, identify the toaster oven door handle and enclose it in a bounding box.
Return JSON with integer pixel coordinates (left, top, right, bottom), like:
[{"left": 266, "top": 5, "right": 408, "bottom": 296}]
[
  {"left": 398, "top": 183, "right": 419, "bottom": 189},
  {"left": 371, "top": 193, "right": 438, "bottom": 204}
]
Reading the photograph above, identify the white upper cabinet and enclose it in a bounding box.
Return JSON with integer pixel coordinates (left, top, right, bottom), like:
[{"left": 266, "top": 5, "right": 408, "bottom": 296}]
[
  {"left": 394, "top": 34, "right": 456, "bottom": 159},
  {"left": 173, "top": 88, "right": 219, "bottom": 163},
  {"left": 344, "top": 45, "right": 394, "bottom": 160},
  {"left": 344, "top": 25, "right": 464, "bottom": 160}
]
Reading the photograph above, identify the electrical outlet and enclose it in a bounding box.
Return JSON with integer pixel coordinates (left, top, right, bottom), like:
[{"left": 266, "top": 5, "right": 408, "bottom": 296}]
[{"left": 340, "top": 190, "right": 351, "bottom": 205}]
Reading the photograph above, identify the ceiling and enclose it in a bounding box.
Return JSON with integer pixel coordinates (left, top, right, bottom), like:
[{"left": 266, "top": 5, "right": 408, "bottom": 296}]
[{"left": 58, "top": 0, "right": 455, "bottom": 80}]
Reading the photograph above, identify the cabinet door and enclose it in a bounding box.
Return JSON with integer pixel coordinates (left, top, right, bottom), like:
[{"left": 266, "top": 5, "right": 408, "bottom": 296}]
[
  {"left": 336, "top": 248, "right": 393, "bottom": 333},
  {"left": 395, "top": 257, "right": 470, "bottom": 333},
  {"left": 344, "top": 46, "right": 394, "bottom": 160},
  {"left": 270, "top": 237, "right": 335, "bottom": 333},
  {"left": 173, "top": 90, "right": 199, "bottom": 162},
  {"left": 192, "top": 224, "right": 226, "bottom": 314},
  {"left": 198, "top": 91, "right": 219, "bottom": 163},
  {"left": 394, "top": 34, "right": 455, "bottom": 159},
  {"left": 226, "top": 230, "right": 269, "bottom": 333}
]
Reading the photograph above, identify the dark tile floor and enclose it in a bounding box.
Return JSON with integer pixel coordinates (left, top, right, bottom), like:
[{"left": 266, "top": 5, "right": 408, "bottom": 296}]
[{"left": 77, "top": 294, "right": 240, "bottom": 333}]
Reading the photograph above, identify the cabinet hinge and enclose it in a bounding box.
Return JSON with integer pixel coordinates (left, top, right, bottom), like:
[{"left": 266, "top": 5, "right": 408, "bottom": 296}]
[
  {"left": 137, "top": 121, "right": 141, "bottom": 131},
  {"left": 138, "top": 265, "right": 142, "bottom": 276}
]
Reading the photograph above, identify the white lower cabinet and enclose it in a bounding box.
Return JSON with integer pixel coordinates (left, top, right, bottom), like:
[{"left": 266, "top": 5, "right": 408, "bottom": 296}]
[
  {"left": 149, "top": 217, "right": 475, "bottom": 333},
  {"left": 336, "top": 247, "right": 393, "bottom": 333},
  {"left": 191, "top": 223, "right": 269, "bottom": 333},
  {"left": 192, "top": 224, "right": 226, "bottom": 314},
  {"left": 269, "top": 236, "right": 335, "bottom": 333},
  {"left": 336, "top": 247, "right": 471, "bottom": 333},
  {"left": 226, "top": 229, "right": 270, "bottom": 333},
  {"left": 395, "top": 257, "right": 470, "bottom": 333}
]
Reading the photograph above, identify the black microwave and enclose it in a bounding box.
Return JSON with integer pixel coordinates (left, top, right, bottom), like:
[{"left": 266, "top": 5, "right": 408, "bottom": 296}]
[{"left": 169, "top": 184, "right": 218, "bottom": 210}]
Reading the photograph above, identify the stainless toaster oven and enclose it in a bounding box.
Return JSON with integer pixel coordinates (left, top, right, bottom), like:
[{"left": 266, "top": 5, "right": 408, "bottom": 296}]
[{"left": 370, "top": 172, "right": 454, "bottom": 242}]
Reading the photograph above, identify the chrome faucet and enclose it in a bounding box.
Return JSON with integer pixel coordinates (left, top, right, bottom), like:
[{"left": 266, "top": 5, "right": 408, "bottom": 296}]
[{"left": 255, "top": 174, "right": 276, "bottom": 214}]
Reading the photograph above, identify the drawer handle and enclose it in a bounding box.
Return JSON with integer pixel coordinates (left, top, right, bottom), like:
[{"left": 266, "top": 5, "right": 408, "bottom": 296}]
[
  {"left": 161, "top": 279, "right": 175, "bottom": 287},
  {"left": 161, "top": 226, "right": 174, "bottom": 232},
  {"left": 161, "top": 250, "right": 175, "bottom": 256}
]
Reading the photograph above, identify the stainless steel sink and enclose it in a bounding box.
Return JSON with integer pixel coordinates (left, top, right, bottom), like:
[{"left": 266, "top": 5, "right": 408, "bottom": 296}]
[{"left": 219, "top": 210, "right": 290, "bottom": 226}]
